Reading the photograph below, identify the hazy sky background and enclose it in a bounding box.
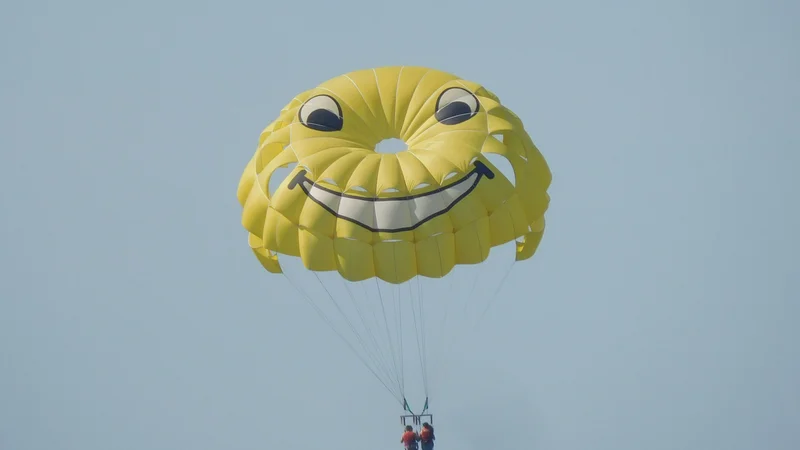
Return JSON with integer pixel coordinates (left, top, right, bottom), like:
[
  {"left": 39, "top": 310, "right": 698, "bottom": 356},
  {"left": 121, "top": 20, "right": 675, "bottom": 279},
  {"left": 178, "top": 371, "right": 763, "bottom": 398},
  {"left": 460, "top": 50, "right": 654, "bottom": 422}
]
[{"left": 2, "top": 0, "right": 798, "bottom": 449}]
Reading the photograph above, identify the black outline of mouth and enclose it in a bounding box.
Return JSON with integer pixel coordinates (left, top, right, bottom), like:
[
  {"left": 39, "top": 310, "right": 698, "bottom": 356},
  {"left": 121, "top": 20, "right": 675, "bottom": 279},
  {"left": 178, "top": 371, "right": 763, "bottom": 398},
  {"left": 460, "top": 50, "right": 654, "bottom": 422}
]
[{"left": 288, "top": 160, "right": 495, "bottom": 233}]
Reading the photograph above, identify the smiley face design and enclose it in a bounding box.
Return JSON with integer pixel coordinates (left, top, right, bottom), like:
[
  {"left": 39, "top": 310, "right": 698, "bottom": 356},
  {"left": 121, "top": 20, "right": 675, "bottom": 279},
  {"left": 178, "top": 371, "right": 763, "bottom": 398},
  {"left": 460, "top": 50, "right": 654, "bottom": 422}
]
[{"left": 237, "top": 66, "right": 551, "bottom": 284}]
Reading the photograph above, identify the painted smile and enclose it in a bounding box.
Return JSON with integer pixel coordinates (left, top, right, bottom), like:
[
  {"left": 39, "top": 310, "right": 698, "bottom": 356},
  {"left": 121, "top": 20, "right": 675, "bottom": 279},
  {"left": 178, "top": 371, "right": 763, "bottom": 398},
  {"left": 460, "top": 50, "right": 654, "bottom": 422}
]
[{"left": 288, "top": 161, "right": 495, "bottom": 233}]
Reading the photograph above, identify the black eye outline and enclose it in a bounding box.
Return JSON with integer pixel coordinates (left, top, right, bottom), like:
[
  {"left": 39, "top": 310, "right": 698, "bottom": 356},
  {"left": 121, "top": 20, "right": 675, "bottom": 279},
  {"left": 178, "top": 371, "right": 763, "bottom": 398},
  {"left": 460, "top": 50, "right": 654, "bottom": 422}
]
[
  {"left": 434, "top": 87, "right": 480, "bottom": 125},
  {"left": 298, "top": 94, "right": 344, "bottom": 132}
]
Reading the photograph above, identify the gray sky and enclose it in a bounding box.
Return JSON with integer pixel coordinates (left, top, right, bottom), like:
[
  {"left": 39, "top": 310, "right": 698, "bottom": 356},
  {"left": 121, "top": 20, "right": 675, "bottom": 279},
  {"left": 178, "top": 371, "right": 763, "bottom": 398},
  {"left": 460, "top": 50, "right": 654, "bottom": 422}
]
[{"left": 1, "top": 0, "right": 798, "bottom": 449}]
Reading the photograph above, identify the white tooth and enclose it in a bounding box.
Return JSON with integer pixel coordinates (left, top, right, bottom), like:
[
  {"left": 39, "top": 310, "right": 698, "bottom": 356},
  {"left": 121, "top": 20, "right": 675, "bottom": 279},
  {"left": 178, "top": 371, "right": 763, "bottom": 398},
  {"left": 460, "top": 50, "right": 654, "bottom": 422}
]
[
  {"left": 338, "top": 196, "right": 376, "bottom": 229},
  {"left": 410, "top": 193, "right": 447, "bottom": 223},
  {"left": 375, "top": 200, "right": 413, "bottom": 230},
  {"left": 438, "top": 173, "right": 476, "bottom": 203},
  {"left": 306, "top": 181, "right": 341, "bottom": 212}
]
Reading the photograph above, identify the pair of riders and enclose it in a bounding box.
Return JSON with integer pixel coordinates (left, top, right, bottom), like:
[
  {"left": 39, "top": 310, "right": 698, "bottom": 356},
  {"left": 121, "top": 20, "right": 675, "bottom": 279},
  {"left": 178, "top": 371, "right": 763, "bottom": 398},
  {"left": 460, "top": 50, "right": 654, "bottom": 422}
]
[{"left": 401, "top": 423, "right": 434, "bottom": 450}]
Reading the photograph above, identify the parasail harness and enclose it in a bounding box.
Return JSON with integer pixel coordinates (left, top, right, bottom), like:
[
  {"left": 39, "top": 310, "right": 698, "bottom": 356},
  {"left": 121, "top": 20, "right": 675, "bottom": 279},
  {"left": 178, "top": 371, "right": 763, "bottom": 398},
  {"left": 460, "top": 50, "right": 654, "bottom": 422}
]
[{"left": 401, "top": 397, "right": 432, "bottom": 429}]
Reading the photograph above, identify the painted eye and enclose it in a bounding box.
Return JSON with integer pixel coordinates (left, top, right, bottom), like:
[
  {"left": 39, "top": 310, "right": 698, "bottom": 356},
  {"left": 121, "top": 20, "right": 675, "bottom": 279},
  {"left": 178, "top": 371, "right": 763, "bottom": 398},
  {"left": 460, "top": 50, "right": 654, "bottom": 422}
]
[
  {"left": 299, "top": 95, "right": 343, "bottom": 132},
  {"left": 435, "top": 87, "right": 479, "bottom": 125}
]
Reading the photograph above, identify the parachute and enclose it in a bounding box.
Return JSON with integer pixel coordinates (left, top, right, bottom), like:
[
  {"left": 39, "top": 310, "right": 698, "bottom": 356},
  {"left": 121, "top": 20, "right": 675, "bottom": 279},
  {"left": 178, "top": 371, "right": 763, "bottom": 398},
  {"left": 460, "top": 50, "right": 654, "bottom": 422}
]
[{"left": 237, "top": 66, "right": 551, "bottom": 416}]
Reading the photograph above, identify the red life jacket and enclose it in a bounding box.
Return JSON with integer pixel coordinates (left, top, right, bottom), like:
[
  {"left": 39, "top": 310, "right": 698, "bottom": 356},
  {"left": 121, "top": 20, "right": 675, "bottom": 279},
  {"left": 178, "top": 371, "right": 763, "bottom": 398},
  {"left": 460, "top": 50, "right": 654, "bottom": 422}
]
[
  {"left": 402, "top": 431, "right": 418, "bottom": 448},
  {"left": 420, "top": 427, "right": 434, "bottom": 443}
]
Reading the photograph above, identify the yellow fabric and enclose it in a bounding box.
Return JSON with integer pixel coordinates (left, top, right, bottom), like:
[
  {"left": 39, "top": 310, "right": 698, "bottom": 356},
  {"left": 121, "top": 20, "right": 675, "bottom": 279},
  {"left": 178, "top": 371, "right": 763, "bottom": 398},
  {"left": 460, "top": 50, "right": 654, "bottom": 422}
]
[{"left": 237, "top": 66, "right": 551, "bottom": 283}]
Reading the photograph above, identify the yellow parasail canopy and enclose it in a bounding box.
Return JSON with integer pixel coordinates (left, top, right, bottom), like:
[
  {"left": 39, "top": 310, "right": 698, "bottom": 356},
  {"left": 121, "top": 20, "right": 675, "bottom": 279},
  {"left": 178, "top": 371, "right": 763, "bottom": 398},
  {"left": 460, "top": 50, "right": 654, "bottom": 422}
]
[{"left": 237, "top": 66, "right": 551, "bottom": 285}]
